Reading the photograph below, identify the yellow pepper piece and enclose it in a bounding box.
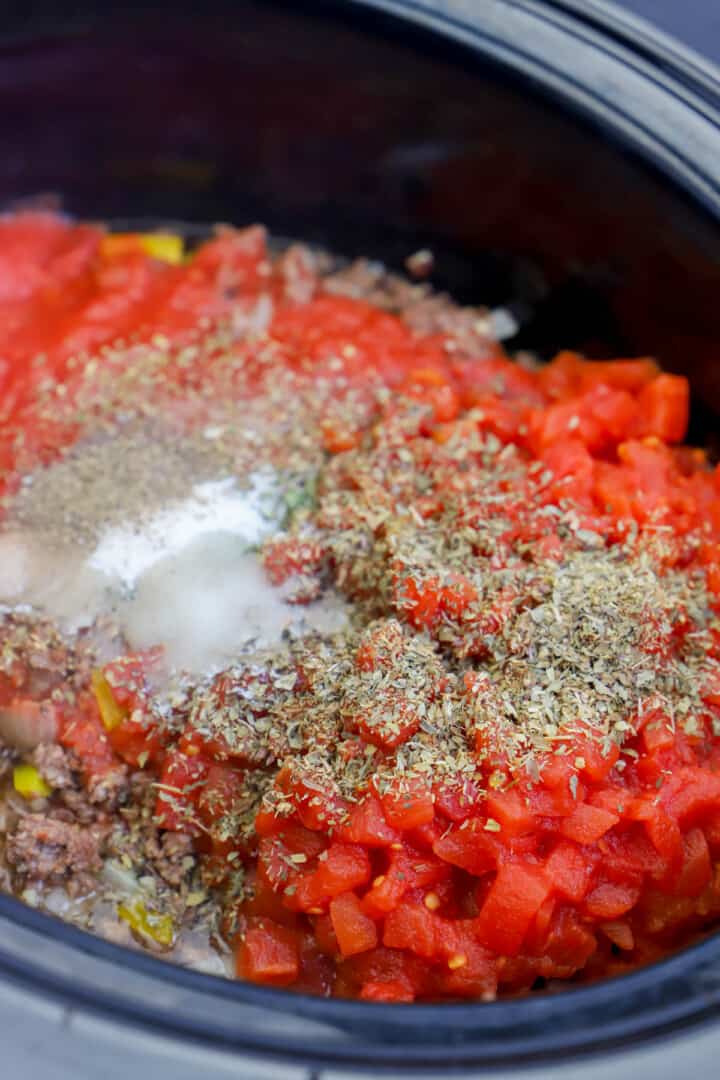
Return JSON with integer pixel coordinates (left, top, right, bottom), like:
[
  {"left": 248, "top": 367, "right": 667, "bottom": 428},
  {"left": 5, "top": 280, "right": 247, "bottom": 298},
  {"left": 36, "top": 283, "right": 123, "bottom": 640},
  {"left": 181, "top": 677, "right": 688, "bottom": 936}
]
[
  {"left": 13, "top": 764, "right": 51, "bottom": 799},
  {"left": 138, "top": 233, "right": 184, "bottom": 264},
  {"left": 100, "top": 232, "right": 184, "bottom": 265},
  {"left": 117, "top": 898, "right": 174, "bottom": 946},
  {"left": 91, "top": 669, "right": 126, "bottom": 732}
]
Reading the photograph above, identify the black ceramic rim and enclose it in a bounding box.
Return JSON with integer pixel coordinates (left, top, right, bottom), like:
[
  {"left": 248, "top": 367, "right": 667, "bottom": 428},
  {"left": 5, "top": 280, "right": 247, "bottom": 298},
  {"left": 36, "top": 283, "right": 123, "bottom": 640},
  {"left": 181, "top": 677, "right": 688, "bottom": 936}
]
[{"left": 2, "top": 0, "right": 720, "bottom": 1070}]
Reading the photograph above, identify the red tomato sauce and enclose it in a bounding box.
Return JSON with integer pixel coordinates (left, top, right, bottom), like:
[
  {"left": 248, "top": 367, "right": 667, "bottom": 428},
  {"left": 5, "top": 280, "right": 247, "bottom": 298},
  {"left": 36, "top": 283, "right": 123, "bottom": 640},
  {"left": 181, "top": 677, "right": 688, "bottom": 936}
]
[{"left": 2, "top": 212, "right": 720, "bottom": 1003}]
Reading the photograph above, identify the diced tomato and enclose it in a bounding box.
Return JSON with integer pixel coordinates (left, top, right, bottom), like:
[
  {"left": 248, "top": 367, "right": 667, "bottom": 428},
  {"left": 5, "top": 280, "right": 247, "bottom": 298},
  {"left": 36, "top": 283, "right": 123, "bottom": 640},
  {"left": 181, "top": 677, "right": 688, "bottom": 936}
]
[
  {"left": 154, "top": 749, "right": 211, "bottom": 833},
  {"left": 674, "top": 827, "right": 712, "bottom": 897},
  {"left": 383, "top": 900, "right": 438, "bottom": 959},
  {"left": 641, "top": 715, "right": 676, "bottom": 753},
  {"left": 107, "top": 708, "right": 166, "bottom": 767},
  {"left": 263, "top": 537, "right": 325, "bottom": 587},
  {"left": 560, "top": 803, "right": 620, "bottom": 845},
  {"left": 237, "top": 918, "right": 301, "bottom": 986},
  {"left": 573, "top": 737, "right": 620, "bottom": 782},
  {"left": 433, "top": 827, "right": 499, "bottom": 877},
  {"left": 239, "top": 873, "right": 299, "bottom": 929},
  {"left": 627, "top": 800, "right": 682, "bottom": 872},
  {"left": 350, "top": 689, "right": 421, "bottom": 750},
  {"left": 486, "top": 787, "right": 535, "bottom": 836},
  {"left": 545, "top": 841, "right": 598, "bottom": 903},
  {"left": 474, "top": 864, "right": 551, "bottom": 956},
  {"left": 360, "top": 978, "right": 415, "bottom": 1002},
  {"left": 381, "top": 779, "right": 435, "bottom": 831},
  {"left": 633, "top": 374, "right": 689, "bottom": 443},
  {"left": 290, "top": 844, "right": 372, "bottom": 912},
  {"left": 666, "top": 769, "right": 720, "bottom": 826},
  {"left": 580, "top": 358, "right": 659, "bottom": 392},
  {"left": 59, "top": 705, "right": 116, "bottom": 780},
  {"left": 439, "top": 574, "right": 478, "bottom": 621},
  {"left": 584, "top": 881, "right": 641, "bottom": 920},
  {"left": 197, "top": 764, "right": 246, "bottom": 832},
  {"left": 395, "top": 575, "right": 442, "bottom": 630},
  {"left": 330, "top": 893, "right": 378, "bottom": 957},
  {"left": 339, "top": 796, "right": 401, "bottom": 847},
  {"left": 101, "top": 647, "right": 163, "bottom": 709}
]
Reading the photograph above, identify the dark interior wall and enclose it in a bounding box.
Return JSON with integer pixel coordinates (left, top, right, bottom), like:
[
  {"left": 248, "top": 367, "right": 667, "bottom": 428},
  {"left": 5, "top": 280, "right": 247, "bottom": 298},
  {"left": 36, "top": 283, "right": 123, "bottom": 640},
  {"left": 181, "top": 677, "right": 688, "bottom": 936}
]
[{"left": 0, "top": 1, "right": 718, "bottom": 431}]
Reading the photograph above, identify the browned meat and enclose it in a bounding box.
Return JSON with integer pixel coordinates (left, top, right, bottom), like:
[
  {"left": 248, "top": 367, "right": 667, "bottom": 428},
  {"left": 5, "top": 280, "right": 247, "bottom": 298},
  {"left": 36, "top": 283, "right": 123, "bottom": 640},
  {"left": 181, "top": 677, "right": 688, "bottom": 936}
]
[
  {"left": 6, "top": 814, "right": 104, "bottom": 890},
  {"left": 0, "top": 612, "right": 83, "bottom": 699},
  {"left": 145, "top": 832, "right": 195, "bottom": 887},
  {"left": 275, "top": 244, "right": 320, "bottom": 305},
  {"left": 405, "top": 248, "right": 434, "bottom": 278},
  {"left": 0, "top": 736, "right": 16, "bottom": 781},
  {"left": 30, "top": 742, "right": 126, "bottom": 820},
  {"left": 87, "top": 763, "right": 129, "bottom": 809},
  {"left": 399, "top": 293, "right": 494, "bottom": 356},
  {"left": 0, "top": 611, "right": 118, "bottom": 751},
  {"left": 104, "top": 773, "right": 194, "bottom": 888},
  {"left": 322, "top": 258, "right": 495, "bottom": 358},
  {"left": 323, "top": 257, "right": 425, "bottom": 309},
  {"left": 31, "top": 743, "right": 78, "bottom": 791}
]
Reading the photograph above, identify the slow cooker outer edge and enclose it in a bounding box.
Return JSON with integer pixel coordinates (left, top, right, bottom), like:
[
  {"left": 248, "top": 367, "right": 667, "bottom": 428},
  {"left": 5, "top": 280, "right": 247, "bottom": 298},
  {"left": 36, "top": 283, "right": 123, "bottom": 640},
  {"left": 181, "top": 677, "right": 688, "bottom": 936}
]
[{"left": 0, "top": 0, "right": 720, "bottom": 1073}]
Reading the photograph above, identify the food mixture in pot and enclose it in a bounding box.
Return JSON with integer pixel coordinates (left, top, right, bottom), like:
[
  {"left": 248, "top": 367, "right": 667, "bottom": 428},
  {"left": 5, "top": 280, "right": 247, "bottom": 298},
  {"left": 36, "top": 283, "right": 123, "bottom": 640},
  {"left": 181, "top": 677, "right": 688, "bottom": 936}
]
[{"left": 0, "top": 211, "right": 719, "bottom": 1001}]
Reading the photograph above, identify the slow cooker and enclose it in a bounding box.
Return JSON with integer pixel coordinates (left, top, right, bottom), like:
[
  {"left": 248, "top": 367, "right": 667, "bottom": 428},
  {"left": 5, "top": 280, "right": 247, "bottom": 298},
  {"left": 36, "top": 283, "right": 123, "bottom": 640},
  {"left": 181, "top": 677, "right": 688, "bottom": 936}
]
[{"left": 1, "top": 1, "right": 720, "bottom": 1076}]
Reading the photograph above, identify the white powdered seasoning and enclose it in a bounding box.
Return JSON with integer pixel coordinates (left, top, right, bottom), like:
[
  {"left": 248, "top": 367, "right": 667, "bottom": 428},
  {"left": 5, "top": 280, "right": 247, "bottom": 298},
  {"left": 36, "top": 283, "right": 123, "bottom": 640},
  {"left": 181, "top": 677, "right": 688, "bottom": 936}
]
[{"left": 0, "top": 427, "right": 345, "bottom": 676}]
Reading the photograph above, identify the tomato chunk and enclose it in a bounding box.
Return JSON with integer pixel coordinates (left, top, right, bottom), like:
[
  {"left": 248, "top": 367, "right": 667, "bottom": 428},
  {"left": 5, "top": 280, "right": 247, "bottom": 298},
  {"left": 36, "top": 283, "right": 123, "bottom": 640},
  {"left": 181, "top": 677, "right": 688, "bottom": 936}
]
[
  {"left": 330, "top": 893, "right": 378, "bottom": 957},
  {"left": 474, "top": 864, "right": 551, "bottom": 956},
  {"left": 237, "top": 919, "right": 300, "bottom": 986}
]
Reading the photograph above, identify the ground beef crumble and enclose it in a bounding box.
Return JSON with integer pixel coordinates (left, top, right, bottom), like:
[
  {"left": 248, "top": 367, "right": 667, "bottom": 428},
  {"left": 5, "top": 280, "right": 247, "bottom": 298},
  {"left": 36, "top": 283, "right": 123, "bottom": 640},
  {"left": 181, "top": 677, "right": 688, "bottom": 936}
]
[
  {"left": 6, "top": 814, "right": 105, "bottom": 895},
  {"left": 0, "top": 611, "right": 98, "bottom": 702},
  {"left": 0, "top": 737, "right": 15, "bottom": 782},
  {"left": 86, "top": 763, "right": 129, "bottom": 809},
  {"left": 144, "top": 832, "right": 196, "bottom": 888},
  {"left": 105, "top": 772, "right": 197, "bottom": 891},
  {"left": 30, "top": 741, "right": 128, "bottom": 820},
  {"left": 322, "top": 257, "right": 495, "bottom": 358},
  {"left": 31, "top": 743, "right": 77, "bottom": 791}
]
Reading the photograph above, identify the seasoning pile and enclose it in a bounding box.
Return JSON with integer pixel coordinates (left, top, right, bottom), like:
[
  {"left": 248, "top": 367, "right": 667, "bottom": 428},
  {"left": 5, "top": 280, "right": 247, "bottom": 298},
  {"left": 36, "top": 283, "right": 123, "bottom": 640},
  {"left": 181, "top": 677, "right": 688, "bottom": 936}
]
[{"left": 0, "top": 212, "right": 719, "bottom": 1001}]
